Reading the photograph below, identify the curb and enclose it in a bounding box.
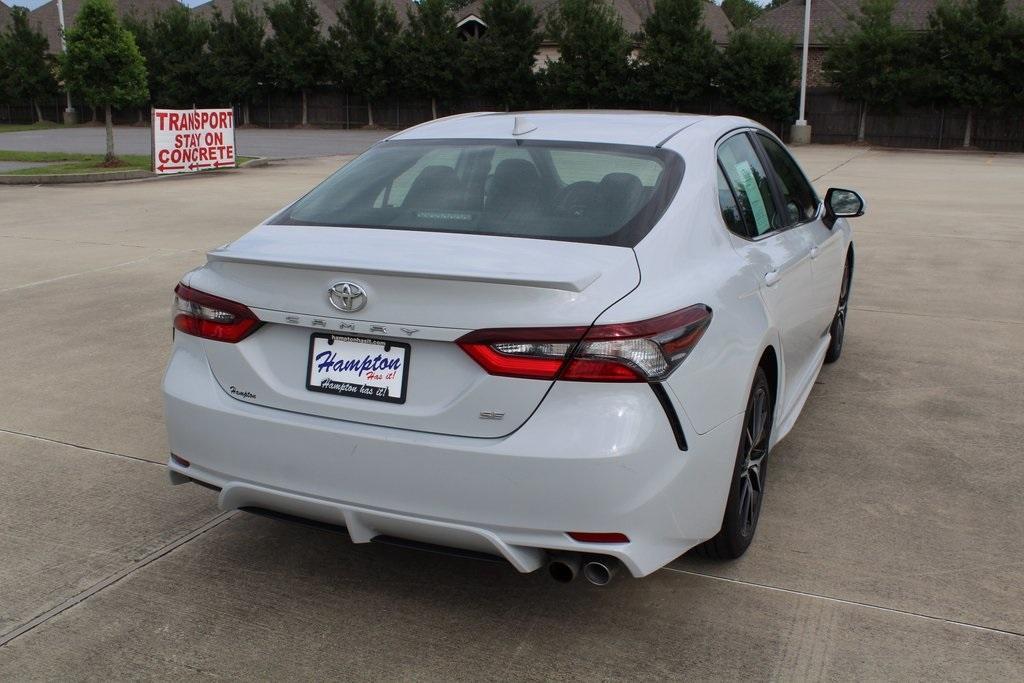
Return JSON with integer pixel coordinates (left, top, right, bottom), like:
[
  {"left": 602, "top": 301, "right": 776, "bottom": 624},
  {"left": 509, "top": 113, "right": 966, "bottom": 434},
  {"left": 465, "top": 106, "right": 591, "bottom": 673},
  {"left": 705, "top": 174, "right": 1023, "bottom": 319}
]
[
  {"left": 0, "top": 168, "right": 152, "bottom": 185},
  {"left": 0, "top": 157, "right": 270, "bottom": 185}
]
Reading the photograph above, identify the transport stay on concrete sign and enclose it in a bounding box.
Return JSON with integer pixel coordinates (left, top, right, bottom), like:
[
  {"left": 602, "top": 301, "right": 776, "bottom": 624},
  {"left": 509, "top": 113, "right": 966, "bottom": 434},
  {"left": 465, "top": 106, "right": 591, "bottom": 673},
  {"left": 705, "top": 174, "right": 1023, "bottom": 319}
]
[{"left": 152, "top": 108, "right": 236, "bottom": 175}]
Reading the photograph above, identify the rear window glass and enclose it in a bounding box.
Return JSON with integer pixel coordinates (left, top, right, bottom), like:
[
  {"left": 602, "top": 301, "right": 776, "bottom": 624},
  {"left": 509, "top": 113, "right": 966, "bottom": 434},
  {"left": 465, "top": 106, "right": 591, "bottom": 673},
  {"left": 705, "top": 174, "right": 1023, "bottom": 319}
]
[{"left": 277, "top": 140, "right": 684, "bottom": 246}]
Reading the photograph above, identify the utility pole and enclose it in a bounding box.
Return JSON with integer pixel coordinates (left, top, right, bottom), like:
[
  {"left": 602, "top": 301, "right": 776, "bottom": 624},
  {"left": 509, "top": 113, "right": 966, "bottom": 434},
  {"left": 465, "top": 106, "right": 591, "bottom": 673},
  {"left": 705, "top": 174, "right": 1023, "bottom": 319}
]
[
  {"left": 57, "top": 0, "right": 77, "bottom": 125},
  {"left": 791, "top": 0, "right": 812, "bottom": 144}
]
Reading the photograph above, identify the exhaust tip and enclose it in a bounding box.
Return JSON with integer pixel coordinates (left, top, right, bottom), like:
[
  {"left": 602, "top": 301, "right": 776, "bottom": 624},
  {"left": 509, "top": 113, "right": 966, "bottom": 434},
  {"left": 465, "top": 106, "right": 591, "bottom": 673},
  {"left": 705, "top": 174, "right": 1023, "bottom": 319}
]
[
  {"left": 583, "top": 558, "right": 619, "bottom": 586},
  {"left": 548, "top": 561, "right": 576, "bottom": 583},
  {"left": 547, "top": 553, "right": 582, "bottom": 583}
]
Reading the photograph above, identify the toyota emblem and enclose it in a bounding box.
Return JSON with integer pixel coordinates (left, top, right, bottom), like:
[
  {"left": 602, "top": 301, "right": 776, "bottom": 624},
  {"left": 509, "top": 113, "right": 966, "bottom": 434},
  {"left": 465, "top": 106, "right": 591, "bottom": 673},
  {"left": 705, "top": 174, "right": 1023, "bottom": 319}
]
[{"left": 328, "top": 282, "right": 367, "bottom": 312}]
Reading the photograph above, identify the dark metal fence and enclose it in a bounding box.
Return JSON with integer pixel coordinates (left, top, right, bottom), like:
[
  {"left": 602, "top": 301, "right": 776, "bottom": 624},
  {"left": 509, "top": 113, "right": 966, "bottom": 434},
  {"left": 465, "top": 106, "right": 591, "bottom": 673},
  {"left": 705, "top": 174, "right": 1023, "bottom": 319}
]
[{"left": 4, "top": 88, "right": 1023, "bottom": 152}]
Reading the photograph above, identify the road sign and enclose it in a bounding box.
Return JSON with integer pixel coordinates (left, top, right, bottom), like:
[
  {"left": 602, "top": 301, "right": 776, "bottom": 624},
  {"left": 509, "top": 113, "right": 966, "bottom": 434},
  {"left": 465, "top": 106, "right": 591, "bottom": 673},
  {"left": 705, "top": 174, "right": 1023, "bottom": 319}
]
[{"left": 152, "top": 108, "right": 236, "bottom": 175}]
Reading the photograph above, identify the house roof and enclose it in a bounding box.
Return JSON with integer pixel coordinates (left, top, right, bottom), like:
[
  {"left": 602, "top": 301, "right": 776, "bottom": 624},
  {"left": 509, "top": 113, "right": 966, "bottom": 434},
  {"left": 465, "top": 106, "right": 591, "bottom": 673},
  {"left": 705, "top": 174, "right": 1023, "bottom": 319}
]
[
  {"left": 752, "top": 0, "right": 1024, "bottom": 46},
  {"left": 455, "top": 0, "right": 733, "bottom": 44},
  {"left": 0, "top": 2, "right": 13, "bottom": 30},
  {"left": 28, "top": 0, "right": 180, "bottom": 52},
  {"left": 192, "top": 0, "right": 415, "bottom": 34}
]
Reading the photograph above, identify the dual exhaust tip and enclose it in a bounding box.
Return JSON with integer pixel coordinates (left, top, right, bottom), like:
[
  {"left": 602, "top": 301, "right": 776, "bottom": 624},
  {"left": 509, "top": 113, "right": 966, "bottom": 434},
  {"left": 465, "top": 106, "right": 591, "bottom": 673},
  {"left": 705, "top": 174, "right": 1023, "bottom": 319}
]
[{"left": 548, "top": 553, "right": 620, "bottom": 586}]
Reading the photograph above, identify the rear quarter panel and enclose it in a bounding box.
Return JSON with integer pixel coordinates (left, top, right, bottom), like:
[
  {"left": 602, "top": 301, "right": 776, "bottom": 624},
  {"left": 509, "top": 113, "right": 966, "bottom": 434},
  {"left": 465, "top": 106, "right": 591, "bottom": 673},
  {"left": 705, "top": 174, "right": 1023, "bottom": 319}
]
[{"left": 604, "top": 127, "right": 776, "bottom": 435}]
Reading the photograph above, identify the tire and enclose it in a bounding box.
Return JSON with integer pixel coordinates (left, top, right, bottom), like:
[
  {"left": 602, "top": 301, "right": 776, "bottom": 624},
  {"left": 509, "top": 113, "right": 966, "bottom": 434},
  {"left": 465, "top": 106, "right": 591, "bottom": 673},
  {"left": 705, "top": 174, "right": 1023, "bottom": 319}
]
[
  {"left": 824, "top": 257, "right": 852, "bottom": 364},
  {"left": 698, "top": 367, "right": 773, "bottom": 560}
]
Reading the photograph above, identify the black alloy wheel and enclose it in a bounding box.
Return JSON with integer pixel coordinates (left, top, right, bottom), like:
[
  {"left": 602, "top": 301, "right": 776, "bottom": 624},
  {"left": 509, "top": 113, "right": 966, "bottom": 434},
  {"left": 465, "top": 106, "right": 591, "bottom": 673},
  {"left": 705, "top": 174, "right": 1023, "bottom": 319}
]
[
  {"left": 698, "top": 367, "right": 773, "bottom": 560},
  {"left": 824, "top": 258, "right": 852, "bottom": 364}
]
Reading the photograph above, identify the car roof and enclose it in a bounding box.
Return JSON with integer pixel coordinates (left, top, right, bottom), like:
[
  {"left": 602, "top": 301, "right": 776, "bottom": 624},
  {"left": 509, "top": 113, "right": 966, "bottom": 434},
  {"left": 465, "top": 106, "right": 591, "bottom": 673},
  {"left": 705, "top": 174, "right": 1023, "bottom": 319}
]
[{"left": 386, "top": 111, "right": 761, "bottom": 148}]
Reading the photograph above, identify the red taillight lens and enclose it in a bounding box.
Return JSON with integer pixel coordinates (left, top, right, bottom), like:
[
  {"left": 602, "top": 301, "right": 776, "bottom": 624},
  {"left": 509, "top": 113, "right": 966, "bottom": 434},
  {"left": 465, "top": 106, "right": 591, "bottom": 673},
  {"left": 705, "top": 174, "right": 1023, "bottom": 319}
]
[
  {"left": 457, "top": 325, "right": 589, "bottom": 380},
  {"left": 457, "top": 305, "right": 712, "bottom": 382},
  {"left": 173, "top": 283, "right": 261, "bottom": 343},
  {"left": 567, "top": 532, "right": 630, "bottom": 543}
]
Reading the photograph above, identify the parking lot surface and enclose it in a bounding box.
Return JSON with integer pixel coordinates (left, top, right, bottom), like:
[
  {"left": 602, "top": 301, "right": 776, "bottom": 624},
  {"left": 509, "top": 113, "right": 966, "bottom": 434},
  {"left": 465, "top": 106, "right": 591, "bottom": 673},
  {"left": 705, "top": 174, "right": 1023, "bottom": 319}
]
[
  {"left": 0, "top": 126, "right": 389, "bottom": 159},
  {"left": 0, "top": 146, "right": 1022, "bottom": 679}
]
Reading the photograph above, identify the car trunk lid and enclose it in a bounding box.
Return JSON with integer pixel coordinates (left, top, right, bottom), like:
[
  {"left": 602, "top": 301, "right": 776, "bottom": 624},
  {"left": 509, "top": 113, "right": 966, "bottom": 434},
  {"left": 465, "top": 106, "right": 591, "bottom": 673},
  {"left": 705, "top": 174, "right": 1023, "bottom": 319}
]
[{"left": 188, "top": 225, "right": 639, "bottom": 437}]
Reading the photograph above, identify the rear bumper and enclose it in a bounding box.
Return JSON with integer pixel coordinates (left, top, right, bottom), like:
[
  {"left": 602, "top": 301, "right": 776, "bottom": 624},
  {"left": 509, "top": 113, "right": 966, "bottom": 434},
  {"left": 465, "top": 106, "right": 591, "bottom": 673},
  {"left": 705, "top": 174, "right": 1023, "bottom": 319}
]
[{"left": 163, "top": 335, "right": 743, "bottom": 577}]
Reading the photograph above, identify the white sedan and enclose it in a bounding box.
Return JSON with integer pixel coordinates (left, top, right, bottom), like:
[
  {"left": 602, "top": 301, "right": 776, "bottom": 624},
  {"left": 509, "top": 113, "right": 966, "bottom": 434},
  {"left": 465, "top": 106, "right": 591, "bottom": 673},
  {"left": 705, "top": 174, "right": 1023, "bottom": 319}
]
[{"left": 164, "top": 112, "right": 864, "bottom": 585}]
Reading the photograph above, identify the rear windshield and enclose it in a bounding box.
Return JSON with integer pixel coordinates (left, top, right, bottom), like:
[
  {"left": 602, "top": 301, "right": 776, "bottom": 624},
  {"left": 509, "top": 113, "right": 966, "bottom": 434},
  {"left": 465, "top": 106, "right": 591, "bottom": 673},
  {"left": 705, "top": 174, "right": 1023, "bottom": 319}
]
[{"left": 276, "top": 139, "right": 684, "bottom": 247}]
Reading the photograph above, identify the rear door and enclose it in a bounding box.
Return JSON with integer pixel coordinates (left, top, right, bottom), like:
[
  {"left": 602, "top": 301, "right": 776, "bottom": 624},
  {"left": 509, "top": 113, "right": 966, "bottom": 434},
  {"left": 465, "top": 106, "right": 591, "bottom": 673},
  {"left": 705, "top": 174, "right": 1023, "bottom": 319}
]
[
  {"left": 754, "top": 133, "right": 844, "bottom": 336},
  {"left": 717, "top": 132, "right": 818, "bottom": 409}
]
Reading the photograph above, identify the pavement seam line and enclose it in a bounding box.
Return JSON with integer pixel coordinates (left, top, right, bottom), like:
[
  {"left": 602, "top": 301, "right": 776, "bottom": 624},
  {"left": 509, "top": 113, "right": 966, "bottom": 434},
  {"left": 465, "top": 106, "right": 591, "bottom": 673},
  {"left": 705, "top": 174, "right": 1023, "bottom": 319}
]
[
  {"left": 664, "top": 567, "right": 1024, "bottom": 639},
  {"left": 0, "top": 233, "right": 183, "bottom": 250},
  {"left": 0, "top": 248, "right": 199, "bottom": 294},
  {"left": 850, "top": 305, "right": 1024, "bottom": 327},
  {"left": 811, "top": 148, "right": 873, "bottom": 182},
  {"left": 0, "top": 511, "right": 237, "bottom": 648},
  {"left": 0, "top": 427, "right": 165, "bottom": 467}
]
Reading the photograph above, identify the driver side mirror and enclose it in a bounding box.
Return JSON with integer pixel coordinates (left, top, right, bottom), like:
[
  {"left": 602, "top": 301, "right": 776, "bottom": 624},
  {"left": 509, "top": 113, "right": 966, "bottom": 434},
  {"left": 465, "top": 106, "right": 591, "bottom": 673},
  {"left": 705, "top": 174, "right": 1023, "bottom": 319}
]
[{"left": 824, "top": 188, "right": 865, "bottom": 228}]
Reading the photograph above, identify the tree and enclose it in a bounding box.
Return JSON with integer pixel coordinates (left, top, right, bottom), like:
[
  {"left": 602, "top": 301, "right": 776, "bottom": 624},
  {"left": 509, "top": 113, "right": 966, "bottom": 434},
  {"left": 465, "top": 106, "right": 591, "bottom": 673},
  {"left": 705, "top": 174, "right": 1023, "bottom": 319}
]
[
  {"left": 638, "top": 0, "right": 718, "bottom": 110},
  {"left": 61, "top": 0, "right": 148, "bottom": 163},
  {"left": 470, "top": 0, "right": 542, "bottom": 111},
  {"left": 720, "top": 0, "right": 763, "bottom": 29},
  {"left": 823, "top": 0, "right": 914, "bottom": 142},
  {"left": 401, "top": 0, "right": 463, "bottom": 119},
  {"left": 0, "top": 8, "right": 57, "bottom": 122},
  {"left": 121, "top": 13, "right": 155, "bottom": 122},
  {"left": 923, "top": 0, "right": 1016, "bottom": 147},
  {"left": 329, "top": 0, "right": 400, "bottom": 127},
  {"left": 471, "top": 0, "right": 542, "bottom": 110},
  {"left": 543, "top": 0, "right": 631, "bottom": 108},
  {"left": 206, "top": 1, "right": 266, "bottom": 125},
  {"left": 718, "top": 27, "right": 797, "bottom": 123},
  {"left": 146, "top": 5, "right": 211, "bottom": 107},
  {"left": 265, "top": 0, "right": 326, "bottom": 126}
]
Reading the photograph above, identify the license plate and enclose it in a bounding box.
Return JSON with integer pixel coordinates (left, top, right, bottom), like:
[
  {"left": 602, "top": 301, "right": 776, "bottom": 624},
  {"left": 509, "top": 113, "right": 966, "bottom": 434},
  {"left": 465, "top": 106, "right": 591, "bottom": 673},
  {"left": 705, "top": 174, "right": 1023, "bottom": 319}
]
[{"left": 306, "top": 334, "right": 410, "bottom": 404}]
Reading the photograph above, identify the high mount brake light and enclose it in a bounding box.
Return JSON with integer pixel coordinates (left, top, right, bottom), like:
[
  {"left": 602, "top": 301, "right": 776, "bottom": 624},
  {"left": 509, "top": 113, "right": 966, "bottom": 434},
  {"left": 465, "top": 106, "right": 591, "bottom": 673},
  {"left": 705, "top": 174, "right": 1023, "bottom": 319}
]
[
  {"left": 173, "top": 283, "right": 261, "bottom": 343},
  {"left": 457, "top": 305, "right": 712, "bottom": 382}
]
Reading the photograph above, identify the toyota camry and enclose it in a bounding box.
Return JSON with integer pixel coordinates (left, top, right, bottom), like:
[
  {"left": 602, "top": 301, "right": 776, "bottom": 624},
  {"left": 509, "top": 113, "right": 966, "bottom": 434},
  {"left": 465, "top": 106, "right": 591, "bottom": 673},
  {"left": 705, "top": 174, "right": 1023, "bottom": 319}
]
[{"left": 163, "top": 112, "right": 864, "bottom": 585}]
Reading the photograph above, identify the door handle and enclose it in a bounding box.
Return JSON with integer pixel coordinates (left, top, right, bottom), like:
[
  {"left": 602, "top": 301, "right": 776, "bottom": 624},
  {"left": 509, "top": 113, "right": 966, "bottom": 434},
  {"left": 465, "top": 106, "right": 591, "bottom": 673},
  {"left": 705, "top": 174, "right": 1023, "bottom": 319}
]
[
  {"left": 810, "top": 246, "right": 820, "bottom": 260},
  {"left": 764, "top": 269, "right": 780, "bottom": 287}
]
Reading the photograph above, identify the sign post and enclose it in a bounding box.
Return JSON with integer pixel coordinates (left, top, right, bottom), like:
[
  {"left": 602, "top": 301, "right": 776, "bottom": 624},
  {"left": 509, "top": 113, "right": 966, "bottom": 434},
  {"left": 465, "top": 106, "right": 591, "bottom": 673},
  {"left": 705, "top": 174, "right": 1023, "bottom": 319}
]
[{"left": 151, "top": 108, "right": 237, "bottom": 175}]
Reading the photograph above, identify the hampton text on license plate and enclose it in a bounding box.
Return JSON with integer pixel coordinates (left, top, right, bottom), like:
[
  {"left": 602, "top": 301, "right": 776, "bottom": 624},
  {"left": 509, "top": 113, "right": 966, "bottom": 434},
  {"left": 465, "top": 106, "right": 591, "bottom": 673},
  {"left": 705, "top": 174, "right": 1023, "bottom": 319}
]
[{"left": 306, "top": 334, "right": 410, "bottom": 404}]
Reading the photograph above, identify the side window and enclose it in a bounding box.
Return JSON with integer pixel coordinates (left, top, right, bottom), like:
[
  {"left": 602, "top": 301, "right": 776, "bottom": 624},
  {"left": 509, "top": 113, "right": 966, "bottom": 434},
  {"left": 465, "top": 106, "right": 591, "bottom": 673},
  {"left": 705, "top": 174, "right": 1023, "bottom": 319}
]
[
  {"left": 717, "top": 134, "right": 778, "bottom": 237},
  {"left": 717, "top": 167, "right": 747, "bottom": 236},
  {"left": 757, "top": 134, "right": 818, "bottom": 225}
]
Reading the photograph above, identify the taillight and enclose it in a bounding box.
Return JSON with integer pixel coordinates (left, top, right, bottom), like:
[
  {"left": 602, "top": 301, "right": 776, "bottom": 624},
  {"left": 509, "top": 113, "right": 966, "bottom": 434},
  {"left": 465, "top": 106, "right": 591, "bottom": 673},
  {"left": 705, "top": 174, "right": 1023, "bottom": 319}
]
[
  {"left": 457, "top": 305, "right": 711, "bottom": 382},
  {"left": 173, "top": 283, "right": 261, "bottom": 343}
]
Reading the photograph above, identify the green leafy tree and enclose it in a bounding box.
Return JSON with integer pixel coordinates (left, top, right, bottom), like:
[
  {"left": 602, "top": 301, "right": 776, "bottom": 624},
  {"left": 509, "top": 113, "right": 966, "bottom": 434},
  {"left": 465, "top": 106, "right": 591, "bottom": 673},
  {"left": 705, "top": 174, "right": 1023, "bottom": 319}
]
[
  {"left": 61, "top": 0, "right": 148, "bottom": 162},
  {"left": 401, "top": 0, "right": 463, "bottom": 119},
  {"left": 146, "top": 5, "right": 211, "bottom": 107},
  {"left": 718, "top": 26, "right": 796, "bottom": 122},
  {"left": 265, "top": 0, "right": 326, "bottom": 126},
  {"left": 205, "top": 1, "right": 266, "bottom": 125},
  {"left": 823, "top": 0, "right": 914, "bottom": 142},
  {"left": 720, "top": 0, "right": 763, "bottom": 28},
  {"left": 543, "top": 0, "right": 631, "bottom": 108},
  {"left": 922, "top": 0, "right": 1016, "bottom": 147},
  {"left": 638, "top": 0, "right": 718, "bottom": 110},
  {"left": 121, "top": 13, "right": 156, "bottom": 122},
  {"left": 329, "top": 0, "right": 400, "bottom": 127},
  {"left": 470, "top": 0, "right": 542, "bottom": 111},
  {"left": 0, "top": 8, "right": 57, "bottom": 122}
]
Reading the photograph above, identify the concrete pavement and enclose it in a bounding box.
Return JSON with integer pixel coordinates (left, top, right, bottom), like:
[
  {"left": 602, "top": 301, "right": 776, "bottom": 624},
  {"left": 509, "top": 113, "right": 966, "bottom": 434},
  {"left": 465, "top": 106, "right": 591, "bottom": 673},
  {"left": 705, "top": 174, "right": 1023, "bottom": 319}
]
[
  {"left": 0, "top": 126, "right": 390, "bottom": 159},
  {"left": 0, "top": 148, "right": 1022, "bottom": 679}
]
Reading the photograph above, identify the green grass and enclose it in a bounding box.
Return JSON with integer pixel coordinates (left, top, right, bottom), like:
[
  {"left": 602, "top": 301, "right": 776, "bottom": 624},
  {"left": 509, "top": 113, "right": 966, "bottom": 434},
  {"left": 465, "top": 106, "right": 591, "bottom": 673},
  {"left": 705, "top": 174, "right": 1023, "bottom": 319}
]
[
  {"left": 0, "top": 150, "right": 255, "bottom": 176},
  {"left": 0, "top": 121, "right": 62, "bottom": 134}
]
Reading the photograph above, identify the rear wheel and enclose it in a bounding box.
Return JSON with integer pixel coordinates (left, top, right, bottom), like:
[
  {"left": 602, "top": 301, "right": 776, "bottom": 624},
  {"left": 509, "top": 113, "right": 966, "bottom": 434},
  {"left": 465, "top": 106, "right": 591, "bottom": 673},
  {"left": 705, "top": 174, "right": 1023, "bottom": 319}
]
[
  {"left": 824, "top": 258, "right": 852, "bottom": 364},
  {"left": 698, "top": 367, "right": 772, "bottom": 560}
]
